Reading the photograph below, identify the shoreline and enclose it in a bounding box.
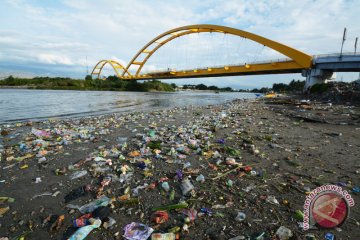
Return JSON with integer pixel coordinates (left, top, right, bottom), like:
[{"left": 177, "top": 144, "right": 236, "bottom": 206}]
[{"left": 0, "top": 98, "right": 359, "bottom": 239}]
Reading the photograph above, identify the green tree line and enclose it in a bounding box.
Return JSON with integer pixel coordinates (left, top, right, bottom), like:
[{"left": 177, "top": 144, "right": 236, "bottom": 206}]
[{"left": 0, "top": 75, "right": 175, "bottom": 92}]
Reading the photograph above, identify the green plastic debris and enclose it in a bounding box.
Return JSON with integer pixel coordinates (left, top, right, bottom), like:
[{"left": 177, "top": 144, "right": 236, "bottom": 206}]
[
  {"left": 294, "top": 210, "right": 304, "bottom": 221},
  {"left": 0, "top": 197, "right": 15, "bottom": 203},
  {"left": 148, "top": 130, "right": 156, "bottom": 137},
  {"left": 152, "top": 202, "right": 188, "bottom": 211},
  {"left": 148, "top": 141, "right": 161, "bottom": 149},
  {"left": 169, "top": 189, "right": 175, "bottom": 201},
  {"left": 224, "top": 146, "right": 241, "bottom": 156}
]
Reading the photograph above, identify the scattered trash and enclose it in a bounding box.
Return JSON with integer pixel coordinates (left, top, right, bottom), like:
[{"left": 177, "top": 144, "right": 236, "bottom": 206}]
[
  {"left": 294, "top": 210, "right": 304, "bottom": 221},
  {"left": 180, "top": 178, "right": 194, "bottom": 195},
  {"left": 182, "top": 208, "right": 197, "bottom": 222},
  {"left": 68, "top": 218, "right": 101, "bottom": 240},
  {"left": 0, "top": 197, "right": 15, "bottom": 203},
  {"left": 1, "top": 92, "right": 359, "bottom": 239},
  {"left": 266, "top": 195, "right": 280, "bottom": 205},
  {"left": 103, "top": 217, "right": 116, "bottom": 229},
  {"left": 123, "top": 222, "right": 154, "bottom": 240},
  {"left": 352, "top": 186, "right": 360, "bottom": 193},
  {"left": 151, "top": 211, "right": 169, "bottom": 224},
  {"left": 35, "top": 177, "right": 42, "bottom": 183},
  {"left": 66, "top": 196, "right": 111, "bottom": 213},
  {"left": 50, "top": 215, "right": 65, "bottom": 232},
  {"left": 152, "top": 202, "right": 189, "bottom": 211},
  {"left": 161, "top": 182, "right": 170, "bottom": 192},
  {"left": 235, "top": 212, "right": 246, "bottom": 222},
  {"left": 276, "top": 226, "right": 293, "bottom": 240},
  {"left": 151, "top": 233, "right": 176, "bottom": 240},
  {"left": 69, "top": 170, "right": 88, "bottom": 180},
  {"left": 325, "top": 233, "right": 335, "bottom": 240},
  {"left": 195, "top": 174, "right": 205, "bottom": 183},
  {"left": 73, "top": 214, "right": 92, "bottom": 227},
  {"left": 0, "top": 206, "right": 10, "bottom": 216}
]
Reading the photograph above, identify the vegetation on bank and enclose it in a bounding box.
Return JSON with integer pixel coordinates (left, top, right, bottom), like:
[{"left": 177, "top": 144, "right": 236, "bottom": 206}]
[
  {"left": 272, "top": 79, "right": 305, "bottom": 93},
  {"left": 272, "top": 79, "right": 338, "bottom": 94},
  {"left": 0, "top": 75, "right": 175, "bottom": 92},
  {"left": 0, "top": 75, "right": 239, "bottom": 92},
  {"left": 182, "top": 84, "right": 233, "bottom": 92}
]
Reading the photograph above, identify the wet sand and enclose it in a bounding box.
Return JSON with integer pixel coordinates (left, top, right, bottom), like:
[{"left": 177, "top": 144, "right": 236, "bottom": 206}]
[{"left": 0, "top": 98, "right": 359, "bottom": 240}]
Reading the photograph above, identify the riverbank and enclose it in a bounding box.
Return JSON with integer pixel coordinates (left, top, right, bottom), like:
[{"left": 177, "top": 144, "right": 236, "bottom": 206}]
[{"left": 0, "top": 98, "right": 359, "bottom": 239}]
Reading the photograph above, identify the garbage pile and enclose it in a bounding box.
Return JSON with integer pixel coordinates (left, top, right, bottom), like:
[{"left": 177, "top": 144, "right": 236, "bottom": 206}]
[
  {"left": 308, "top": 80, "right": 360, "bottom": 105},
  {"left": 0, "top": 99, "right": 359, "bottom": 239}
]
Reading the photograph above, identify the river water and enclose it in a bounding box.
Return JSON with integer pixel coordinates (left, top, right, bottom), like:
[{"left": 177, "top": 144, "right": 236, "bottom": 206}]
[{"left": 0, "top": 89, "right": 256, "bottom": 123}]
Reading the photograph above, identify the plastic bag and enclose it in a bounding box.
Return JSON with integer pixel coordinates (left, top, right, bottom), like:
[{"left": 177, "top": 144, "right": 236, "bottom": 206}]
[{"left": 123, "top": 222, "right": 154, "bottom": 240}]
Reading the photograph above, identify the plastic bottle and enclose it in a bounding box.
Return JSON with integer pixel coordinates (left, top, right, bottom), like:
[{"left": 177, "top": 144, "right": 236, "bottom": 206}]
[
  {"left": 161, "top": 182, "right": 170, "bottom": 192},
  {"left": 180, "top": 178, "right": 194, "bottom": 195},
  {"left": 80, "top": 196, "right": 111, "bottom": 213},
  {"left": 69, "top": 170, "right": 88, "bottom": 180},
  {"left": 66, "top": 196, "right": 111, "bottom": 214},
  {"left": 151, "top": 233, "right": 176, "bottom": 240},
  {"left": 68, "top": 218, "right": 101, "bottom": 240},
  {"left": 196, "top": 174, "right": 205, "bottom": 183}
]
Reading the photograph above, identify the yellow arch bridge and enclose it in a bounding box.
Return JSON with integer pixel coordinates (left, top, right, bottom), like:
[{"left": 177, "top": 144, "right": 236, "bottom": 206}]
[{"left": 91, "top": 24, "right": 313, "bottom": 80}]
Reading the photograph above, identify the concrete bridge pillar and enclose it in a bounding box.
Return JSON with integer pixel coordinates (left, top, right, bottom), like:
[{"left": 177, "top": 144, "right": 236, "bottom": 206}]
[{"left": 302, "top": 69, "right": 333, "bottom": 91}]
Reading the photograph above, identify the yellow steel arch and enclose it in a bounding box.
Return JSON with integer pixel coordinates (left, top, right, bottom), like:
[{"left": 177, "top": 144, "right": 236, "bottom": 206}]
[
  {"left": 91, "top": 60, "right": 132, "bottom": 79},
  {"left": 122, "top": 24, "right": 312, "bottom": 77}
]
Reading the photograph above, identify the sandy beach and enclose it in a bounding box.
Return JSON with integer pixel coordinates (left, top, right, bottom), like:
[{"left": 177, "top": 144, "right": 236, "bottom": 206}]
[{"left": 0, "top": 97, "right": 359, "bottom": 240}]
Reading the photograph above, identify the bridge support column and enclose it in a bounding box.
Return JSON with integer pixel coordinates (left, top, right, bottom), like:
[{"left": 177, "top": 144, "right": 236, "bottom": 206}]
[{"left": 302, "top": 69, "right": 333, "bottom": 91}]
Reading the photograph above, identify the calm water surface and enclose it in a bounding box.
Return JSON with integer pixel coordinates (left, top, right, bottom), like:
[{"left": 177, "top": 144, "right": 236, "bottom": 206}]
[{"left": 0, "top": 89, "right": 256, "bottom": 123}]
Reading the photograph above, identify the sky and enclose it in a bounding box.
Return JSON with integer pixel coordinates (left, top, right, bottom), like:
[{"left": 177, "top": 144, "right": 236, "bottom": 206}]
[{"left": 1, "top": 0, "right": 360, "bottom": 89}]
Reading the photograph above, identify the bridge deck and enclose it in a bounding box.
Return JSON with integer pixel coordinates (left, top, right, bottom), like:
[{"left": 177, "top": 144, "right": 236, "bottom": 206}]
[{"left": 122, "top": 60, "right": 305, "bottom": 80}]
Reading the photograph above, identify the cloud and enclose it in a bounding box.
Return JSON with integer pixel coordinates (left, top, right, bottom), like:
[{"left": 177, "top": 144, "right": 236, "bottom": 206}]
[
  {"left": 36, "top": 54, "right": 73, "bottom": 65},
  {"left": 0, "top": 0, "right": 359, "bottom": 86}
]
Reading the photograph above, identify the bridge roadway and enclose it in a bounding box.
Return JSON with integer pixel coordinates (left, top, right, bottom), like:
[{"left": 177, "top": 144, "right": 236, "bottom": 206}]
[
  {"left": 124, "top": 59, "right": 304, "bottom": 80},
  {"left": 126, "top": 53, "right": 360, "bottom": 82},
  {"left": 313, "top": 53, "right": 360, "bottom": 72},
  {"left": 303, "top": 53, "right": 360, "bottom": 89}
]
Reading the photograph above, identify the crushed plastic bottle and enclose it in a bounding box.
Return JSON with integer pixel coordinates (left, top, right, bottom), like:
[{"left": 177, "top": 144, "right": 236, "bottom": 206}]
[{"left": 68, "top": 218, "right": 101, "bottom": 240}]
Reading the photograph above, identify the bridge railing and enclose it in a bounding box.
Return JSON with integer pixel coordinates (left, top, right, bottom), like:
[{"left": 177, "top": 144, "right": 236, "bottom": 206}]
[{"left": 313, "top": 52, "right": 360, "bottom": 58}]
